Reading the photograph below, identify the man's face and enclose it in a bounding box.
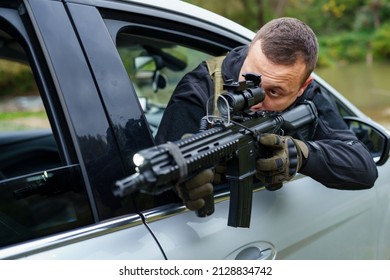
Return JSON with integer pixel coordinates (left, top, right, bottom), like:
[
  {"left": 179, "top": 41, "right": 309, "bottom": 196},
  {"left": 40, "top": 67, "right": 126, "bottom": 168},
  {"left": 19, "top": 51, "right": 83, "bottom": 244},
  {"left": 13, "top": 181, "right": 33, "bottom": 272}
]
[{"left": 239, "top": 40, "right": 312, "bottom": 112}]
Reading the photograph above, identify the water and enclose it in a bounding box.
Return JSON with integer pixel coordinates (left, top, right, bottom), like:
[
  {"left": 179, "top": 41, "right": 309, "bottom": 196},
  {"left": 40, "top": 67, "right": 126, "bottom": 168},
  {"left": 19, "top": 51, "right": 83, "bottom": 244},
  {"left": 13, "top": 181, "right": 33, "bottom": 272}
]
[{"left": 315, "top": 62, "right": 390, "bottom": 128}]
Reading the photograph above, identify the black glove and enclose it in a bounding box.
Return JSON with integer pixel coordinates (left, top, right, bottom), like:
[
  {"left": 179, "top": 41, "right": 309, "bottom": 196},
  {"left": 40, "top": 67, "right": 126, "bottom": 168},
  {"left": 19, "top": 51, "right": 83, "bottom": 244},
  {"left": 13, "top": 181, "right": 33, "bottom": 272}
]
[
  {"left": 256, "top": 134, "right": 309, "bottom": 190},
  {"left": 176, "top": 169, "right": 214, "bottom": 211}
]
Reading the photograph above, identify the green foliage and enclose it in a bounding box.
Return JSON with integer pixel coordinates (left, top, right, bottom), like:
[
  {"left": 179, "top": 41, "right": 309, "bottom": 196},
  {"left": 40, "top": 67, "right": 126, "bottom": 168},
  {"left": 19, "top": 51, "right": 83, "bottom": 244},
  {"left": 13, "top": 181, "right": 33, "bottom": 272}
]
[
  {"left": 372, "top": 22, "right": 390, "bottom": 59},
  {"left": 317, "top": 51, "right": 334, "bottom": 68},
  {"left": 186, "top": 0, "right": 390, "bottom": 34},
  {"left": 0, "top": 60, "right": 37, "bottom": 97},
  {"left": 380, "top": 3, "right": 390, "bottom": 20},
  {"left": 185, "top": 0, "right": 390, "bottom": 65},
  {"left": 318, "top": 32, "right": 372, "bottom": 66}
]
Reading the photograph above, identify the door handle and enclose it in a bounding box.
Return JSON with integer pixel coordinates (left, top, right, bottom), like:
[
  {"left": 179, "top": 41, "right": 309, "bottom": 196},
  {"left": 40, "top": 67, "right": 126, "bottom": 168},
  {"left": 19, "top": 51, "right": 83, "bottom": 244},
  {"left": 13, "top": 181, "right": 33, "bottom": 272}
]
[
  {"left": 225, "top": 241, "right": 277, "bottom": 260},
  {"left": 235, "top": 246, "right": 274, "bottom": 260}
]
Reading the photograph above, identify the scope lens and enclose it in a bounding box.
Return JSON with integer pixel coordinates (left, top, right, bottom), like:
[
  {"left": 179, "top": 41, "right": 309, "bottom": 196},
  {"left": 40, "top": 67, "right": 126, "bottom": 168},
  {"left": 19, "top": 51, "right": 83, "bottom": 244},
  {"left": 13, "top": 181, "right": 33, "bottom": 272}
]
[
  {"left": 217, "top": 95, "right": 230, "bottom": 116},
  {"left": 217, "top": 92, "right": 245, "bottom": 115}
]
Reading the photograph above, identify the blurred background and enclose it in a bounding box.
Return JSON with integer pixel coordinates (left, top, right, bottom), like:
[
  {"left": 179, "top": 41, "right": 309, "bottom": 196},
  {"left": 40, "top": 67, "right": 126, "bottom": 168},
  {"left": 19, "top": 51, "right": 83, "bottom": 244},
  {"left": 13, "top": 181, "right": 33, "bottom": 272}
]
[
  {"left": 1, "top": 0, "right": 390, "bottom": 129},
  {"left": 185, "top": 0, "right": 390, "bottom": 128}
]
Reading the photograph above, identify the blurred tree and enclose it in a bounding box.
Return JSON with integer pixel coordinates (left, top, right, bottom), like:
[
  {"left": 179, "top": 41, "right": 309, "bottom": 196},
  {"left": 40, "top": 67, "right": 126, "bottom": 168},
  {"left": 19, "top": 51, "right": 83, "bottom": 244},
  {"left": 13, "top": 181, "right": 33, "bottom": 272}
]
[
  {"left": 184, "top": 0, "right": 390, "bottom": 63},
  {"left": 184, "top": 0, "right": 288, "bottom": 30},
  {"left": 185, "top": 0, "right": 390, "bottom": 33},
  {"left": 370, "top": 0, "right": 381, "bottom": 28},
  {"left": 372, "top": 22, "right": 390, "bottom": 59},
  {"left": 322, "top": 0, "right": 347, "bottom": 18}
]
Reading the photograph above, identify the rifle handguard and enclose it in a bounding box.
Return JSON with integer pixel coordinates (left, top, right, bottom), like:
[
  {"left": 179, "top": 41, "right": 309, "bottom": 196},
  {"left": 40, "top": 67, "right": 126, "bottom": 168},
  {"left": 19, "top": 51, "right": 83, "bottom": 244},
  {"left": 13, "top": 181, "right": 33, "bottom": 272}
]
[{"left": 114, "top": 101, "right": 318, "bottom": 228}]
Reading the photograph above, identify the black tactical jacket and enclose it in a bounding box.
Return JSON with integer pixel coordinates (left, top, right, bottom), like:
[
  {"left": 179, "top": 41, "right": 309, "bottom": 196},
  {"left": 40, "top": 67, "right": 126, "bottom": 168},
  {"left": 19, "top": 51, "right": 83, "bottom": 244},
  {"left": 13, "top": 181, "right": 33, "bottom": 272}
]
[{"left": 155, "top": 45, "right": 378, "bottom": 190}]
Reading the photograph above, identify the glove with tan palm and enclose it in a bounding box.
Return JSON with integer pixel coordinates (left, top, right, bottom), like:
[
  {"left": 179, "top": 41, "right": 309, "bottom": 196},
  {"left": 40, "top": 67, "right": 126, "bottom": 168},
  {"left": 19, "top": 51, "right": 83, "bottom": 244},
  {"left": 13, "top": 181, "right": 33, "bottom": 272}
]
[
  {"left": 176, "top": 169, "right": 214, "bottom": 211},
  {"left": 256, "top": 134, "right": 309, "bottom": 190}
]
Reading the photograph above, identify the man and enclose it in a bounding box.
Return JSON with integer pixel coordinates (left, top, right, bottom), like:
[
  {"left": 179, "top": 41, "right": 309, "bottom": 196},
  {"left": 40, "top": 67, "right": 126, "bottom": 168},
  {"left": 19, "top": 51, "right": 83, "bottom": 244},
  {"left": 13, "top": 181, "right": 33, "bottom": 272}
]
[{"left": 155, "top": 17, "right": 378, "bottom": 211}]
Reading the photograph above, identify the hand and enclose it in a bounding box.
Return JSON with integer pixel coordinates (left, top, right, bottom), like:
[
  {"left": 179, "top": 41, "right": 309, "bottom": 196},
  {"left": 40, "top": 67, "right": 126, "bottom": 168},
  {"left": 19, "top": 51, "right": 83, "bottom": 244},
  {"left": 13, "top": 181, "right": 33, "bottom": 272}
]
[
  {"left": 176, "top": 169, "right": 214, "bottom": 210},
  {"left": 256, "top": 134, "right": 309, "bottom": 189}
]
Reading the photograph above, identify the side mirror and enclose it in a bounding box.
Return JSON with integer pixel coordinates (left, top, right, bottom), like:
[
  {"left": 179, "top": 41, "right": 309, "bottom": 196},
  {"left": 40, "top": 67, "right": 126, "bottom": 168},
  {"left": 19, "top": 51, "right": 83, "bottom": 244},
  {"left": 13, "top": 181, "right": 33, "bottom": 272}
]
[
  {"left": 134, "top": 55, "right": 164, "bottom": 72},
  {"left": 134, "top": 56, "right": 167, "bottom": 93},
  {"left": 344, "top": 116, "right": 390, "bottom": 166}
]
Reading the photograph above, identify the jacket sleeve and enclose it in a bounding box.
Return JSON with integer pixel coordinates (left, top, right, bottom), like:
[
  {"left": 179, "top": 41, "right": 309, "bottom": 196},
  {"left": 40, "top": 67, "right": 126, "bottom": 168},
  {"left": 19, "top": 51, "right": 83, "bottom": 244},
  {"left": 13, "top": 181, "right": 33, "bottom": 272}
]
[
  {"left": 299, "top": 85, "right": 378, "bottom": 190},
  {"left": 301, "top": 134, "right": 378, "bottom": 190},
  {"left": 155, "top": 62, "right": 213, "bottom": 144}
]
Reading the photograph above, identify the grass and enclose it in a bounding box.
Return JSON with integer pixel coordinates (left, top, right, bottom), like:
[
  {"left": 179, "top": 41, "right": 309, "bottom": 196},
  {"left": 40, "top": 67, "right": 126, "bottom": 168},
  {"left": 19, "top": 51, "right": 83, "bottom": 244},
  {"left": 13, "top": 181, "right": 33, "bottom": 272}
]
[
  {"left": 0, "top": 111, "right": 49, "bottom": 131},
  {"left": 0, "top": 111, "right": 46, "bottom": 120}
]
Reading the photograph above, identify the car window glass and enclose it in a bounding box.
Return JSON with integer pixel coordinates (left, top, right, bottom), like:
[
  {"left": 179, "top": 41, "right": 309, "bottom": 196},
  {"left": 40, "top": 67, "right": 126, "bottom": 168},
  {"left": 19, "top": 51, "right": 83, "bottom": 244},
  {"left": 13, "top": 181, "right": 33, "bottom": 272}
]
[
  {"left": 116, "top": 32, "right": 212, "bottom": 136},
  {"left": 0, "top": 28, "right": 93, "bottom": 248}
]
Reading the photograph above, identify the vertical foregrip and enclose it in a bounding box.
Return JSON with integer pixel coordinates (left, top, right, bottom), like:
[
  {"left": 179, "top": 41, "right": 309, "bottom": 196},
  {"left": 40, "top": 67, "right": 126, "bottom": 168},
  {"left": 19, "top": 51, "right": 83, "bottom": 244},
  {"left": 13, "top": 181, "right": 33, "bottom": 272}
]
[
  {"left": 196, "top": 193, "right": 215, "bottom": 217},
  {"left": 192, "top": 141, "right": 239, "bottom": 218},
  {"left": 184, "top": 134, "right": 239, "bottom": 218}
]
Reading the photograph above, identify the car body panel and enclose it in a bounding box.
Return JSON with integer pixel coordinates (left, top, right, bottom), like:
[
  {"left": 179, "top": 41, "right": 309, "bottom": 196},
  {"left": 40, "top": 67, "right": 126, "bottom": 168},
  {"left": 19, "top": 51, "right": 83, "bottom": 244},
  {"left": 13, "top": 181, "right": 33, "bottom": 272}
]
[
  {"left": 0, "top": 214, "right": 165, "bottom": 259},
  {"left": 145, "top": 175, "right": 382, "bottom": 259}
]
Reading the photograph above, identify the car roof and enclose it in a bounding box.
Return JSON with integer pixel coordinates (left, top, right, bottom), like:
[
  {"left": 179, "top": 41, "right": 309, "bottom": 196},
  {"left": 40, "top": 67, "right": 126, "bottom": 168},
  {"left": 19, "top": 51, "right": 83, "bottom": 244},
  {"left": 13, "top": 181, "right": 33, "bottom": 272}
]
[
  {"left": 127, "top": 0, "right": 254, "bottom": 35},
  {"left": 0, "top": 0, "right": 254, "bottom": 41},
  {"left": 68, "top": 0, "right": 255, "bottom": 40}
]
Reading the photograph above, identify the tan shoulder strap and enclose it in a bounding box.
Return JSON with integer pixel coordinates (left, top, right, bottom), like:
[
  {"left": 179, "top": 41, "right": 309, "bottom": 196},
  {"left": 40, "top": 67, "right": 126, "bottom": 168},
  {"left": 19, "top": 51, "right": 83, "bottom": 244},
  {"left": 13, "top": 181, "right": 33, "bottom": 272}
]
[{"left": 205, "top": 55, "right": 226, "bottom": 116}]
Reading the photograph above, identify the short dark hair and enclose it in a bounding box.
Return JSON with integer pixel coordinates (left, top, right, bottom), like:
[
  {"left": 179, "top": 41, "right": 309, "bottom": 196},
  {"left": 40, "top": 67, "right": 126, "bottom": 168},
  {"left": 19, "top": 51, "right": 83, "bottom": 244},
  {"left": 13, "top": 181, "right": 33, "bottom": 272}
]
[{"left": 252, "top": 17, "right": 318, "bottom": 83}]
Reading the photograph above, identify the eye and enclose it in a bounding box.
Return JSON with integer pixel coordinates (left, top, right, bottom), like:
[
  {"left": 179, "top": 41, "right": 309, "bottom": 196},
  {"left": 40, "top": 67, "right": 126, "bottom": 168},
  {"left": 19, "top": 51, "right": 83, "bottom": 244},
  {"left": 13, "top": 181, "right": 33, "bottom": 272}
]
[{"left": 267, "top": 89, "right": 279, "bottom": 97}]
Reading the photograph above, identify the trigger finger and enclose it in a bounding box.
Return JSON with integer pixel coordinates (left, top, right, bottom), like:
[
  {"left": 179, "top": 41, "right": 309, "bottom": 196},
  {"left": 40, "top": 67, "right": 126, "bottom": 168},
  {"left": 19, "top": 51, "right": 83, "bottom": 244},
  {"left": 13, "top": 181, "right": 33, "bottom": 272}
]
[{"left": 259, "top": 134, "right": 282, "bottom": 147}]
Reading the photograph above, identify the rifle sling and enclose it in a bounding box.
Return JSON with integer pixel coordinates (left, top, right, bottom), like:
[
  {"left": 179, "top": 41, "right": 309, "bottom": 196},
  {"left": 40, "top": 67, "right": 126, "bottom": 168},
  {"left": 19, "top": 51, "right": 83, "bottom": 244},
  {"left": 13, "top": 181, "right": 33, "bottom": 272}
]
[
  {"left": 161, "top": 141, "right": 188, "bottom": 182},
  {"left": 205, "top": 55, "right": 226, "bottom": 116}
]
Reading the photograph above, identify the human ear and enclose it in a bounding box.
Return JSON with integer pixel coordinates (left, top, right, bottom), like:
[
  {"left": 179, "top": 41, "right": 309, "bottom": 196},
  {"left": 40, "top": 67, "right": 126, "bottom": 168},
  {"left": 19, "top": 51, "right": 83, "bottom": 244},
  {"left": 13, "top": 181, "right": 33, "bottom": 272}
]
[{"left": 297, "top": 76, "right": 313, "bottom": 97}]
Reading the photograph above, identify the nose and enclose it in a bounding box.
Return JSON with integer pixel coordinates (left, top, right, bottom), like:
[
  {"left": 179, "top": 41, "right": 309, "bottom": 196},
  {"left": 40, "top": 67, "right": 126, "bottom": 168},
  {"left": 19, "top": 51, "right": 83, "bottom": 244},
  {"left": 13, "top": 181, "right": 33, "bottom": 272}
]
[{"left": 250, "top": 102, "right": 264, "bottom": 112}]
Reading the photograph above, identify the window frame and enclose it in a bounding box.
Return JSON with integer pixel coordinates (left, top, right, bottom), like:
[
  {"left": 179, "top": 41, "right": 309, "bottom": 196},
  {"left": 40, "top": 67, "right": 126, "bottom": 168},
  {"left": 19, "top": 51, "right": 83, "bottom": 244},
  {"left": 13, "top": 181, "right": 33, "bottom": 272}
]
[{"left": 95, "top": 7, "right": 250, "bottom": 213}]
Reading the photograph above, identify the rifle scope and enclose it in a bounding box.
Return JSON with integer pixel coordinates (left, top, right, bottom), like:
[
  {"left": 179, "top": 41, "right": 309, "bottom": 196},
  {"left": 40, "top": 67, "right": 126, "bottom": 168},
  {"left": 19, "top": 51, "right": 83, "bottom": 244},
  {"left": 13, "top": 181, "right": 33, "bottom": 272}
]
[{"left": 217, "top": 73, "right": 265, "bottom": 116}]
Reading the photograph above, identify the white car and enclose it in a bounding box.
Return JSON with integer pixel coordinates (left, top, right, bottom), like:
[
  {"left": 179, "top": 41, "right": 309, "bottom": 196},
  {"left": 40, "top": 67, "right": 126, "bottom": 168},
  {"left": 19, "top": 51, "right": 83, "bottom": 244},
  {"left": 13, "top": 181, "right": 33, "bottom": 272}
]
[{"left": 0, "top": 0, "right": 389, "bottom": 260}]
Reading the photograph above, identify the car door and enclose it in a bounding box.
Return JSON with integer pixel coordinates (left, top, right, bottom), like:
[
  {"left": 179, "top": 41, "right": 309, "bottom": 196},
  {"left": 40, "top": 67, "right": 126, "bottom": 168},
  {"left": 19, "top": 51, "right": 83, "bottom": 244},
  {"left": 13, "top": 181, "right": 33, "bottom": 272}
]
[
  {"left": 0, "top": 0, "right": 164, "bottom": 259},
  {"left": 83, "top": 0, "right": 386, "bottom": 260}
]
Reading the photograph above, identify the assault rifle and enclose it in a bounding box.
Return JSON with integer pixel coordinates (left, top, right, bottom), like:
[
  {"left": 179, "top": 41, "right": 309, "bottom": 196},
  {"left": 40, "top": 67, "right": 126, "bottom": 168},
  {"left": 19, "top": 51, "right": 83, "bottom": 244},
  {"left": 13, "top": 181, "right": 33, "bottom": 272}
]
[{"left": 114, "top": 73, "right": 318, "bottom": 228}]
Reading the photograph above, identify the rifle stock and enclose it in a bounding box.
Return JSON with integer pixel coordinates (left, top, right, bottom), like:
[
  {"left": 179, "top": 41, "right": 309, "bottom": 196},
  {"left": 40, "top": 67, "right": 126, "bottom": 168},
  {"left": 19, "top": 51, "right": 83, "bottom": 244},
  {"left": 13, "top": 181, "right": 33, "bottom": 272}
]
[{"left": 114, "top": 101, "right": 317, "bottom": 228}]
